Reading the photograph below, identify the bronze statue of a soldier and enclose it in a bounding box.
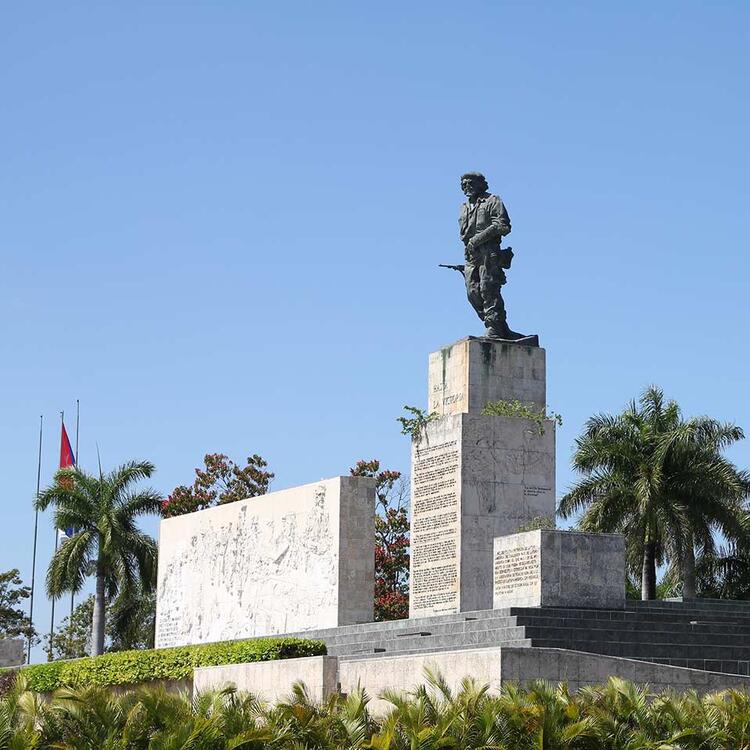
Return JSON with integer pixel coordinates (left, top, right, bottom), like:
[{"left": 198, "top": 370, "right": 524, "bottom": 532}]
[{"left": 449, "top": 172, "right": 533, "bottom": 342}]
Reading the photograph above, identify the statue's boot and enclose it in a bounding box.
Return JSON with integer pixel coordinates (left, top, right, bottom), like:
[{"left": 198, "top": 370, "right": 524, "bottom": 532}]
[{"left": 485, "top": 321, "right": 525, "bottom": 340}]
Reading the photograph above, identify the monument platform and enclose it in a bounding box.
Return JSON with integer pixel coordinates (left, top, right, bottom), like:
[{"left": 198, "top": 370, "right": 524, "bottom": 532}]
[
  {"left": 156, "top": 333, "right": 750, "bottom": 703},
  {"left": 195, "top": 599, "right": 750, "bottom": 708}
]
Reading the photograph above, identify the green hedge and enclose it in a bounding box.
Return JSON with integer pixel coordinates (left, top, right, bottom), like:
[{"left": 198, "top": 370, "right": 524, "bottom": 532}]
[{"left": 19, "top": 637, "right": 326, "bottom": 693}]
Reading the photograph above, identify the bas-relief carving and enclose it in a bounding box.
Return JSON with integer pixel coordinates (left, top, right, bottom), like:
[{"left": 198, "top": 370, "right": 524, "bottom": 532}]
[{"left": 156, "top": 484, "right": 340, "bottom": 648}]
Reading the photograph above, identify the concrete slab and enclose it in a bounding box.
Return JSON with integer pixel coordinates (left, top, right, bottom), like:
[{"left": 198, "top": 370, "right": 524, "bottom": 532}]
[{"left": 155, "top": 476, "right": 375, "bottom": 647}]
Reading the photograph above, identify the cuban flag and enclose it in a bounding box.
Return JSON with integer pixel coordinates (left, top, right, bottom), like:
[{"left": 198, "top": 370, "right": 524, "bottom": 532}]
[
  {"left": 58, "top": 422, "right": 76, "bottom": 542},
  {"left": 60, "top": 423, "right": 75, "bottom": 470}
]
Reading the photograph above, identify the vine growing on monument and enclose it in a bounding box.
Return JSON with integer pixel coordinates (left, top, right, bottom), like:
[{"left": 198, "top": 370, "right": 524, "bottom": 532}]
[
  {"left": 397, "top": 405, "right": 438, "bottom": 442},
  {"left": 350, "top": 460, "right": 410, "bottom": 621},
  {"left": 162, "top": 453, "right": 274, "bottom": 518},
  {"left": 482, "top": 399, "right": 562, "bottom": 435}
]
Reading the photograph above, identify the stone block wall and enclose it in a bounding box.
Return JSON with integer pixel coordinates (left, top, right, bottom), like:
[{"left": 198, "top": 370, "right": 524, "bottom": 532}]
[{"left": 493, "top": 529, "right": 625, "bottom": 609}]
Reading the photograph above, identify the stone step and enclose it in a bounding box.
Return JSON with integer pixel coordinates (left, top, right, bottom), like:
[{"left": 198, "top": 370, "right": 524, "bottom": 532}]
[
  {"left": 327, "top": 626, "right": 529, "bottom": 657},
  {"left": 312, "top": 617, "right": 519, "bottom": 647},
  {"left": 285, "top": 609, "right": 513, "bottom": 642},
  {"left": 338, "top": 640, "right": 533, "bottom": 662},
  {"left": 626, "top": 603, "right": 750, "bottom": 619},
  {"left": 531, "top": 638, "right": 750, "bottom": 662},
  {"left": 513, "top": 606, "right": 750, "bottom": 625},
  {"left": 327, "top": 623, "right": 750, "bottom": 662},
  {"left": 630, "top": 598, "right": 750, "bottom": 612},
  {"left": 523, "top": 624, "right": 750, "bottom": 646},
  {"left": 277, "top": 604, "right": 750, "bottom": 676},
  {"left": 660, "top": 658, "right": 750, "bottom": 676},
  {"left": 516, "top": 614, "right": 750, "bottom": 636}
]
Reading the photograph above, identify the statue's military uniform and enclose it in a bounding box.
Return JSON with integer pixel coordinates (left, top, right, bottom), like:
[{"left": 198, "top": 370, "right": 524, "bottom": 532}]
[{"left": 459, "top": 192, "right": 512, "bottom": 336}]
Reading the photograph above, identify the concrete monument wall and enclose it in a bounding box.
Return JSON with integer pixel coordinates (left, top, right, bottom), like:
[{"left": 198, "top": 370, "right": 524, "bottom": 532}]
[
  {"left": 194, "top": 656, "right": 339, "bottom": 704},
  {"left": 493, "top": 529, "right": 626, "bottom": 610},
  {"left": 410, "top": 338, "right": 555, "bottom": 618},
  {"left": 0, "top": 639, "right": 23, "bottom": 668},
  {"left": 155, "top": 476, "right": 375, "bottom": 648}
]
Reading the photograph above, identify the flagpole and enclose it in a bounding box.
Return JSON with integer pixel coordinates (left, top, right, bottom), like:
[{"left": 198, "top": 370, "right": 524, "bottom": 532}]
[
  {"left": 48, "top": 411, "right": 63, "bottom": 656},
  {"left": 70, "top": 399, "right": 79, "bottom": 619},
  {"left": 27, "top": 415, "right": 43, "bottom": 664}
]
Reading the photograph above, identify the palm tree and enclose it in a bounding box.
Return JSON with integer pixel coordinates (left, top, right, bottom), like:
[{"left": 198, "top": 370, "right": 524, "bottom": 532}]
[
  {"left": 559, "top": 386, "right": 749, "bottom": 600},
  {"left": 685, "top": 513, "right": 750, "bottom": 599},
  {"left": 35, "top": 460, "right": 161, "bottom": 656}
]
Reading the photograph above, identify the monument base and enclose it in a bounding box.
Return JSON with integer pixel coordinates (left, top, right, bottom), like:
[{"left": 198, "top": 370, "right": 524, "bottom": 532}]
[
  {"left": 196, "top": 633, "right": 750, "bottom": 713},
  {"left": 493, "top": 529, "right": 626, "bottom": 610},
  {"left": 474, "top": 334, "right": 540, "bottom": 347},
  {"left": 409, "top": 412, "right": 556, "bottom": 618}
]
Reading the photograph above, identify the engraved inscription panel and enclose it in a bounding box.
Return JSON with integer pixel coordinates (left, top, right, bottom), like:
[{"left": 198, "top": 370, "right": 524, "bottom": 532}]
[
  {"left": 410, "top": 438, "right": 460, "bottom": 616},
  {"left": 523, "top": 485, "right": 552, "bottom": 498},
  {"left": 427, "top": 342, "right": 470, "bottom": 415},
  {"left": 494, "top": 544, "right": 540, "bottom": 600}
]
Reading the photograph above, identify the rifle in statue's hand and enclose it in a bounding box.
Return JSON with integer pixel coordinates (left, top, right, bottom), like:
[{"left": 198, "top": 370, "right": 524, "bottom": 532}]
[{"left": 439, "top": 246, "right": 514, "bottom": 275}]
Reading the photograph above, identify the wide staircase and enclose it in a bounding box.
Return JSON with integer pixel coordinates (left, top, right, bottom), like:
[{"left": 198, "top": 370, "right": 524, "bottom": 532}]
[{"left": 292, "top": 599, "right": 750, "bottom": 676}]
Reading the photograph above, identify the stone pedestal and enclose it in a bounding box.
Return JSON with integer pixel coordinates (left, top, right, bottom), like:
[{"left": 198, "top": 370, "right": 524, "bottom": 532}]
[
  {"left": 155, "top": 476, "right": 375, "bottom": 648},
  {"left": 493, "top": 529, "right": 626, "bottom": 609},
  {"left": 409, "top": 338, "right": 555, "bottom": 618},
  {"left": 428, "top": 337, "right": 546, "bottom": 416}
]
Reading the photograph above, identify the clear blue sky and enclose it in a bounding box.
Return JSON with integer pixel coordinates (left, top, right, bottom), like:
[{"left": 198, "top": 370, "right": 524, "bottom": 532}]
[{"left": 2, "top": 3, "right": 748, "bottom": 661}]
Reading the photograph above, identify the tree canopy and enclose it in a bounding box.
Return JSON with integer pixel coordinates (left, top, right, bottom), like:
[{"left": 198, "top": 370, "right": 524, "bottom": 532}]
[
  {"left": 162, "top": 453, "right": 274, "bottom": 518},
  {"left": 559, "top": 386, "right": 750, "bottom": 599},
  {"left": 351, "top": 459, "right": 410, "bottom": 621},
  {"left": 0, "top": 569, "right": 36, "bottom": 644}
]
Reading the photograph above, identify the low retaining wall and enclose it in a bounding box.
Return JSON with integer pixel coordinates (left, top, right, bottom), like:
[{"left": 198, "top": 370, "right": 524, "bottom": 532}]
[
  {"left": 195, "top": 647, "right": 750, "bottom": 714},
  {"left": 499, "top": 648, "right": 750, "bottom": 694},
  {"left": 194, "top": 656, "right": 339, "bottom": 704}
]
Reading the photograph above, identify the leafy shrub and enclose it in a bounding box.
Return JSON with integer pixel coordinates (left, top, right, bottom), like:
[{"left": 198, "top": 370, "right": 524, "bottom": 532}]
[
  {"left": 482, "top": 399, "right": 562, "bottom": 435},
  {"left": 3, "top": 673, "right": 750, "bottom": 749},
  {"left": 516, "top": 515, "right": 556, "bottom": 532},
  {"left": 17, "top": 637, "right": 325, "bottom": 692},
  {"left": 0, "top": 668, "right": 17, "bottom": 698},
  {"left": 397, "top": 405, "right": 438, "bottom": 442}
]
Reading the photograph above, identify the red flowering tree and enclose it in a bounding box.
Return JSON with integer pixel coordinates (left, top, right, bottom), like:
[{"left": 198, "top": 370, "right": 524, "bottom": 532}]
[
  {"left": 350, "top": 459, "right": 410, "bottom": 620},
  {"left": 162, "top": 453, "right": 274, "bottom": 518}
]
